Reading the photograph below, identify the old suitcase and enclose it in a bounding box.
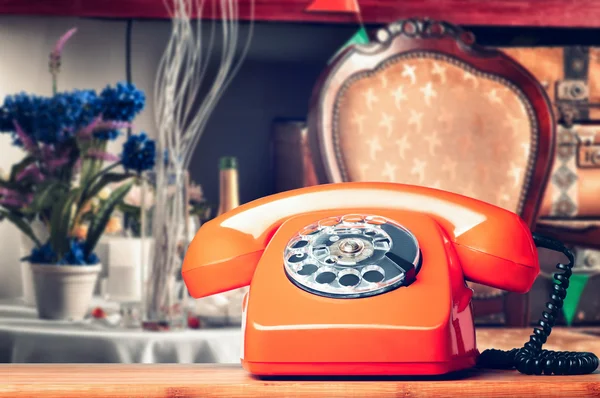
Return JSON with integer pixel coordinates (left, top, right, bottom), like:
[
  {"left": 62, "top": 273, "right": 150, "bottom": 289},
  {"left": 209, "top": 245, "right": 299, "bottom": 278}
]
[
  {"left": 502, "top": 47, "right": 600, "bottom": 325},
  {"left": 503, "top": 47, "right": 600, "bottom": 234}
]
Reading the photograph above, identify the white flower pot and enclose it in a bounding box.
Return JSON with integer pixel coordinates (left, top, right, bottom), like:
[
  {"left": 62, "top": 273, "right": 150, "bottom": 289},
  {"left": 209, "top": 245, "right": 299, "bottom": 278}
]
[{"left": 30, "top": 263, "right": 102, "bottom": 321}]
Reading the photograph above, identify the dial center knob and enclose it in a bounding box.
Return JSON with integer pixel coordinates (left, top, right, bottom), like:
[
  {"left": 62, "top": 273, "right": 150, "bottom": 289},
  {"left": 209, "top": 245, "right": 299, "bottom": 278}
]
[{"left": 339, "top": 239, "right": 364, "bottom": 254}]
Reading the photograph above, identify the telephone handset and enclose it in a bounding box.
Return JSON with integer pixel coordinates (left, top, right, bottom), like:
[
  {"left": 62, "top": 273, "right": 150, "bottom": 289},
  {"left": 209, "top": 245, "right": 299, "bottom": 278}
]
[{"left": 182, "top": 182, "right": 598, "bottom": 376}]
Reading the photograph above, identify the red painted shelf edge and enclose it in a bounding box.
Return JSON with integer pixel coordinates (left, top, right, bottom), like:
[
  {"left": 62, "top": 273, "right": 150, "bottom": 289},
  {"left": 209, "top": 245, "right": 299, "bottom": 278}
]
[{"left": 0, "top": 0, "right": 600, "bottom": 28}]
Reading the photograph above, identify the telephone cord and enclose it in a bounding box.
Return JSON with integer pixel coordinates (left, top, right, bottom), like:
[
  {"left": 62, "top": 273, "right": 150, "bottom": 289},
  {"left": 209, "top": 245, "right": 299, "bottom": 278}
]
[{"left": 476, "top": 233, "right": 599, "bottom": 375}]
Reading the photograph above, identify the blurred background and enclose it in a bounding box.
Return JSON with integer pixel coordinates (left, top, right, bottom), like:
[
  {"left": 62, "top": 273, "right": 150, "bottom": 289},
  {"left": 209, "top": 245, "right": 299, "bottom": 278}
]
[{"left": 0, "top": 1, "right": 599, "bottom": 364}]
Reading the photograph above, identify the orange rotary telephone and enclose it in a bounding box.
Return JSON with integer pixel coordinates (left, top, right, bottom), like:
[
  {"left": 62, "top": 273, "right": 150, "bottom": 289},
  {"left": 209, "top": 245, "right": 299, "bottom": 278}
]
[{"left": 182, "top": 182, "right": 598, "bottom": 376}]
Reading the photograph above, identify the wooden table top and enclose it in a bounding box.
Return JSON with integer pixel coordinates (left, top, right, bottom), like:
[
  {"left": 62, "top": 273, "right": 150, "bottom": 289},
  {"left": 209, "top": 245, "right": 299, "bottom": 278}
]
[{"left": 2, "top": 327, "right": 599, "bottom": 397}]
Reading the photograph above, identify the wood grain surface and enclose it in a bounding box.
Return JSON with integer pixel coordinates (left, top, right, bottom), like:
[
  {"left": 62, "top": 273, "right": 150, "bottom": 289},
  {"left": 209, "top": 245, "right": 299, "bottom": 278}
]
[
  {"left": 0, "top": 0, "right": 600, "bottom": 28},
  {"left": 1, "top": 328, "right": 599, "bottom": 397}
]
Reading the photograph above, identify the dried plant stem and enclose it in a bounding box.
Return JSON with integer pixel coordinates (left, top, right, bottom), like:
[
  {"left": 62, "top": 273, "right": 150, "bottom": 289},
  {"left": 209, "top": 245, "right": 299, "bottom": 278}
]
[{"left": 146, "top": 0, "right": 254, "bottom": 323}]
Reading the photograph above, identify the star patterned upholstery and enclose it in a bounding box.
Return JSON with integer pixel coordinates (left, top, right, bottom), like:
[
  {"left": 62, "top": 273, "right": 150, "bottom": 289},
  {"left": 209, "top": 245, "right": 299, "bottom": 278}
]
[
  {"left": 336, "top": 55, "right": 534, "bottom": 216},
  {"left": 307, "top": 20, "right": 555, "bottom": 325}
]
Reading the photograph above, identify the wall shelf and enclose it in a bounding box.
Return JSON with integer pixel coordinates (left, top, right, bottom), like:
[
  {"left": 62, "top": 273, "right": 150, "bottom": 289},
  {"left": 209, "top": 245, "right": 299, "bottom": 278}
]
[{"left": 0, "top": 0, "right": 599, "bottom": 28}]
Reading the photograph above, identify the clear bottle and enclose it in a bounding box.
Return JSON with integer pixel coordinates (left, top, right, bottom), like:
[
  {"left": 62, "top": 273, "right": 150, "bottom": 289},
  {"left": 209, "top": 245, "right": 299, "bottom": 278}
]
[{"left": 217, "top": 156, "right": 240, "bottom": 216}]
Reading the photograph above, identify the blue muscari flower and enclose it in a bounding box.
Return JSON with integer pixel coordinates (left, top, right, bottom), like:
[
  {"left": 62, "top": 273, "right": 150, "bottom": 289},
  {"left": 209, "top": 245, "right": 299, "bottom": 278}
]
[
  {"left": 0, "top": 90, "right": 105, "bottom": 146},
  {"left": 33, "top": 92, "right": 82, "bottom": 144},
  {"left": 73, "top": 89, "right": 102, "bottom": 128},
  {"left": 29, "top": 241, "right": 56, "bottom": 264},
  {"left": 0, "top": 85, "right": 145, "bottom": 147},
  {"left": 0, "top": 93, "right": 45, "bottom": 144},
  {"left": 63, "top": 238, "right": 100, "bottom": 265},
  {"left": 121, "top": 132, "right": 156, "bottom": 173},
  {"left": 100, "top": 82, "right": 145, "bottom": 122},
  {"left": 29, "top": 238, "right": 99, "bottom": 265}
]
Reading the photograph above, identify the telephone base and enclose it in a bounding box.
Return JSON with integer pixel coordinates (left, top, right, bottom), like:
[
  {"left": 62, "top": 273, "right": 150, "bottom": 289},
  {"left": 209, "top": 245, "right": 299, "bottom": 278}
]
[{"left": 241, "top": 353, "right": 479, "bottom": 376}]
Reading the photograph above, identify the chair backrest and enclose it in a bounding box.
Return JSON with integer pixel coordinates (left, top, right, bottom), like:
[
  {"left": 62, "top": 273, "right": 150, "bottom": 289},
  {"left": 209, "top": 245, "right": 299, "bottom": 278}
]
[{"left": 307, "top": 19, "right": 555, "bottom": 228}]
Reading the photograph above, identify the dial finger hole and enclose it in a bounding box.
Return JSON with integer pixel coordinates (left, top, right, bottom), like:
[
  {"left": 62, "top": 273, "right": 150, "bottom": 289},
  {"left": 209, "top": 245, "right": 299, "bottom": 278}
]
[
  {"left": 361, "top": 265, "right": 385, "bottom": 283},
  {"left": 341, "top": 214, "right": 364, "bottom": 224},
  {"left": 315, "top": 268, "right": 337, "bottom": 284},
  {"left": 329, "top": 235, "right": 340, "bottom": 242},
  {"left": 338, "top": 269, "right": 361, "bottom": 287},
  {"left": 300, "top": 223, "right": 319, "bottom": 236},
  {"left": 297, "top": 263, "right": 318, "bottom": 276},
  {"left": 365, "top": 216, "right": 387, "bottom": 225},
  {"left": 318, "top": 217, "right": 340, "bottom": 228},
  {"left": 291, "top": 240, "right": 309, "bottom": 249},
  {"left": 288, "top": 253, "right": 308, "bottom": 263}
]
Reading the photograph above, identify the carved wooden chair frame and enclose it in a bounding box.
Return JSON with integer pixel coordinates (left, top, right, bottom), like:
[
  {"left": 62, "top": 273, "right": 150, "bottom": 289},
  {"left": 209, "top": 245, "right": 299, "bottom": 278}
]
[{"left": 306, "top": 19, "right": 555, "bottom": 326}]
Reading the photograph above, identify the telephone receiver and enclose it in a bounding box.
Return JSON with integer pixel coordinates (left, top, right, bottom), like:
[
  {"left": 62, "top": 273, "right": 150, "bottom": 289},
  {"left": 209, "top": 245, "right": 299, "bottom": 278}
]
[{"left": 183, "top": 182, "right": 598, "bottom": 377}]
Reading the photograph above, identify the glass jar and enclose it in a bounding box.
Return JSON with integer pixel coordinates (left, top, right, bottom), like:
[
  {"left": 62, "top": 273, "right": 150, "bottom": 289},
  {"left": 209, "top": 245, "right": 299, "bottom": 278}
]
[{"left": 139, "top": 167, "right": 191, "bottom": 331}]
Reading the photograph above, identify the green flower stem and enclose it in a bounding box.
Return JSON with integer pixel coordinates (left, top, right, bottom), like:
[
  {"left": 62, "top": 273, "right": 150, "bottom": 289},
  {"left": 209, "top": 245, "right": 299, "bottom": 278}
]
[
  {"left": 79, "top": 140, "right": 105, "bottom": 188},
  {"left": 86, "top": 162, "right": 122, "bottom": 186},
  {"left": 76, "top": 161, "right": 123, "bottom": 211},
  {"left": 83, "top": 181, "right": 132, "bottom": 257},
  {"left": 51, "top": 72, "right": 57, "bottom": 95}
]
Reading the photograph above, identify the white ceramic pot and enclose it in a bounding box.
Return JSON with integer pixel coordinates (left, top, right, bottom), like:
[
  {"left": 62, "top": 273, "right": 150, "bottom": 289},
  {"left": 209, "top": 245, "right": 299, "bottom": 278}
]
[
  {"left": 30, "top": 263, "right": 102, "bottom": 321},
  {"left": 19, "top": 220, "right": 49, "bottom": 306}
]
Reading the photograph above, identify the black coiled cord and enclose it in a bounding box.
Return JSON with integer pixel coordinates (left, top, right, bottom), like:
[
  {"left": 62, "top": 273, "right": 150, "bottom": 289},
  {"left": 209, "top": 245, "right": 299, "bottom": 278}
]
[{"left": 477, "top": 233, "right": 599, "bottom": 375}]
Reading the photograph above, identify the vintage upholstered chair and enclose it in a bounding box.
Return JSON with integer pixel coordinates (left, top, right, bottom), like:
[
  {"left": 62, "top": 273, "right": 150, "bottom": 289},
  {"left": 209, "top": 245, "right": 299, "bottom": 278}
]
[{"left": 306, "top": 19, "right": 555, "bottom": 326}]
